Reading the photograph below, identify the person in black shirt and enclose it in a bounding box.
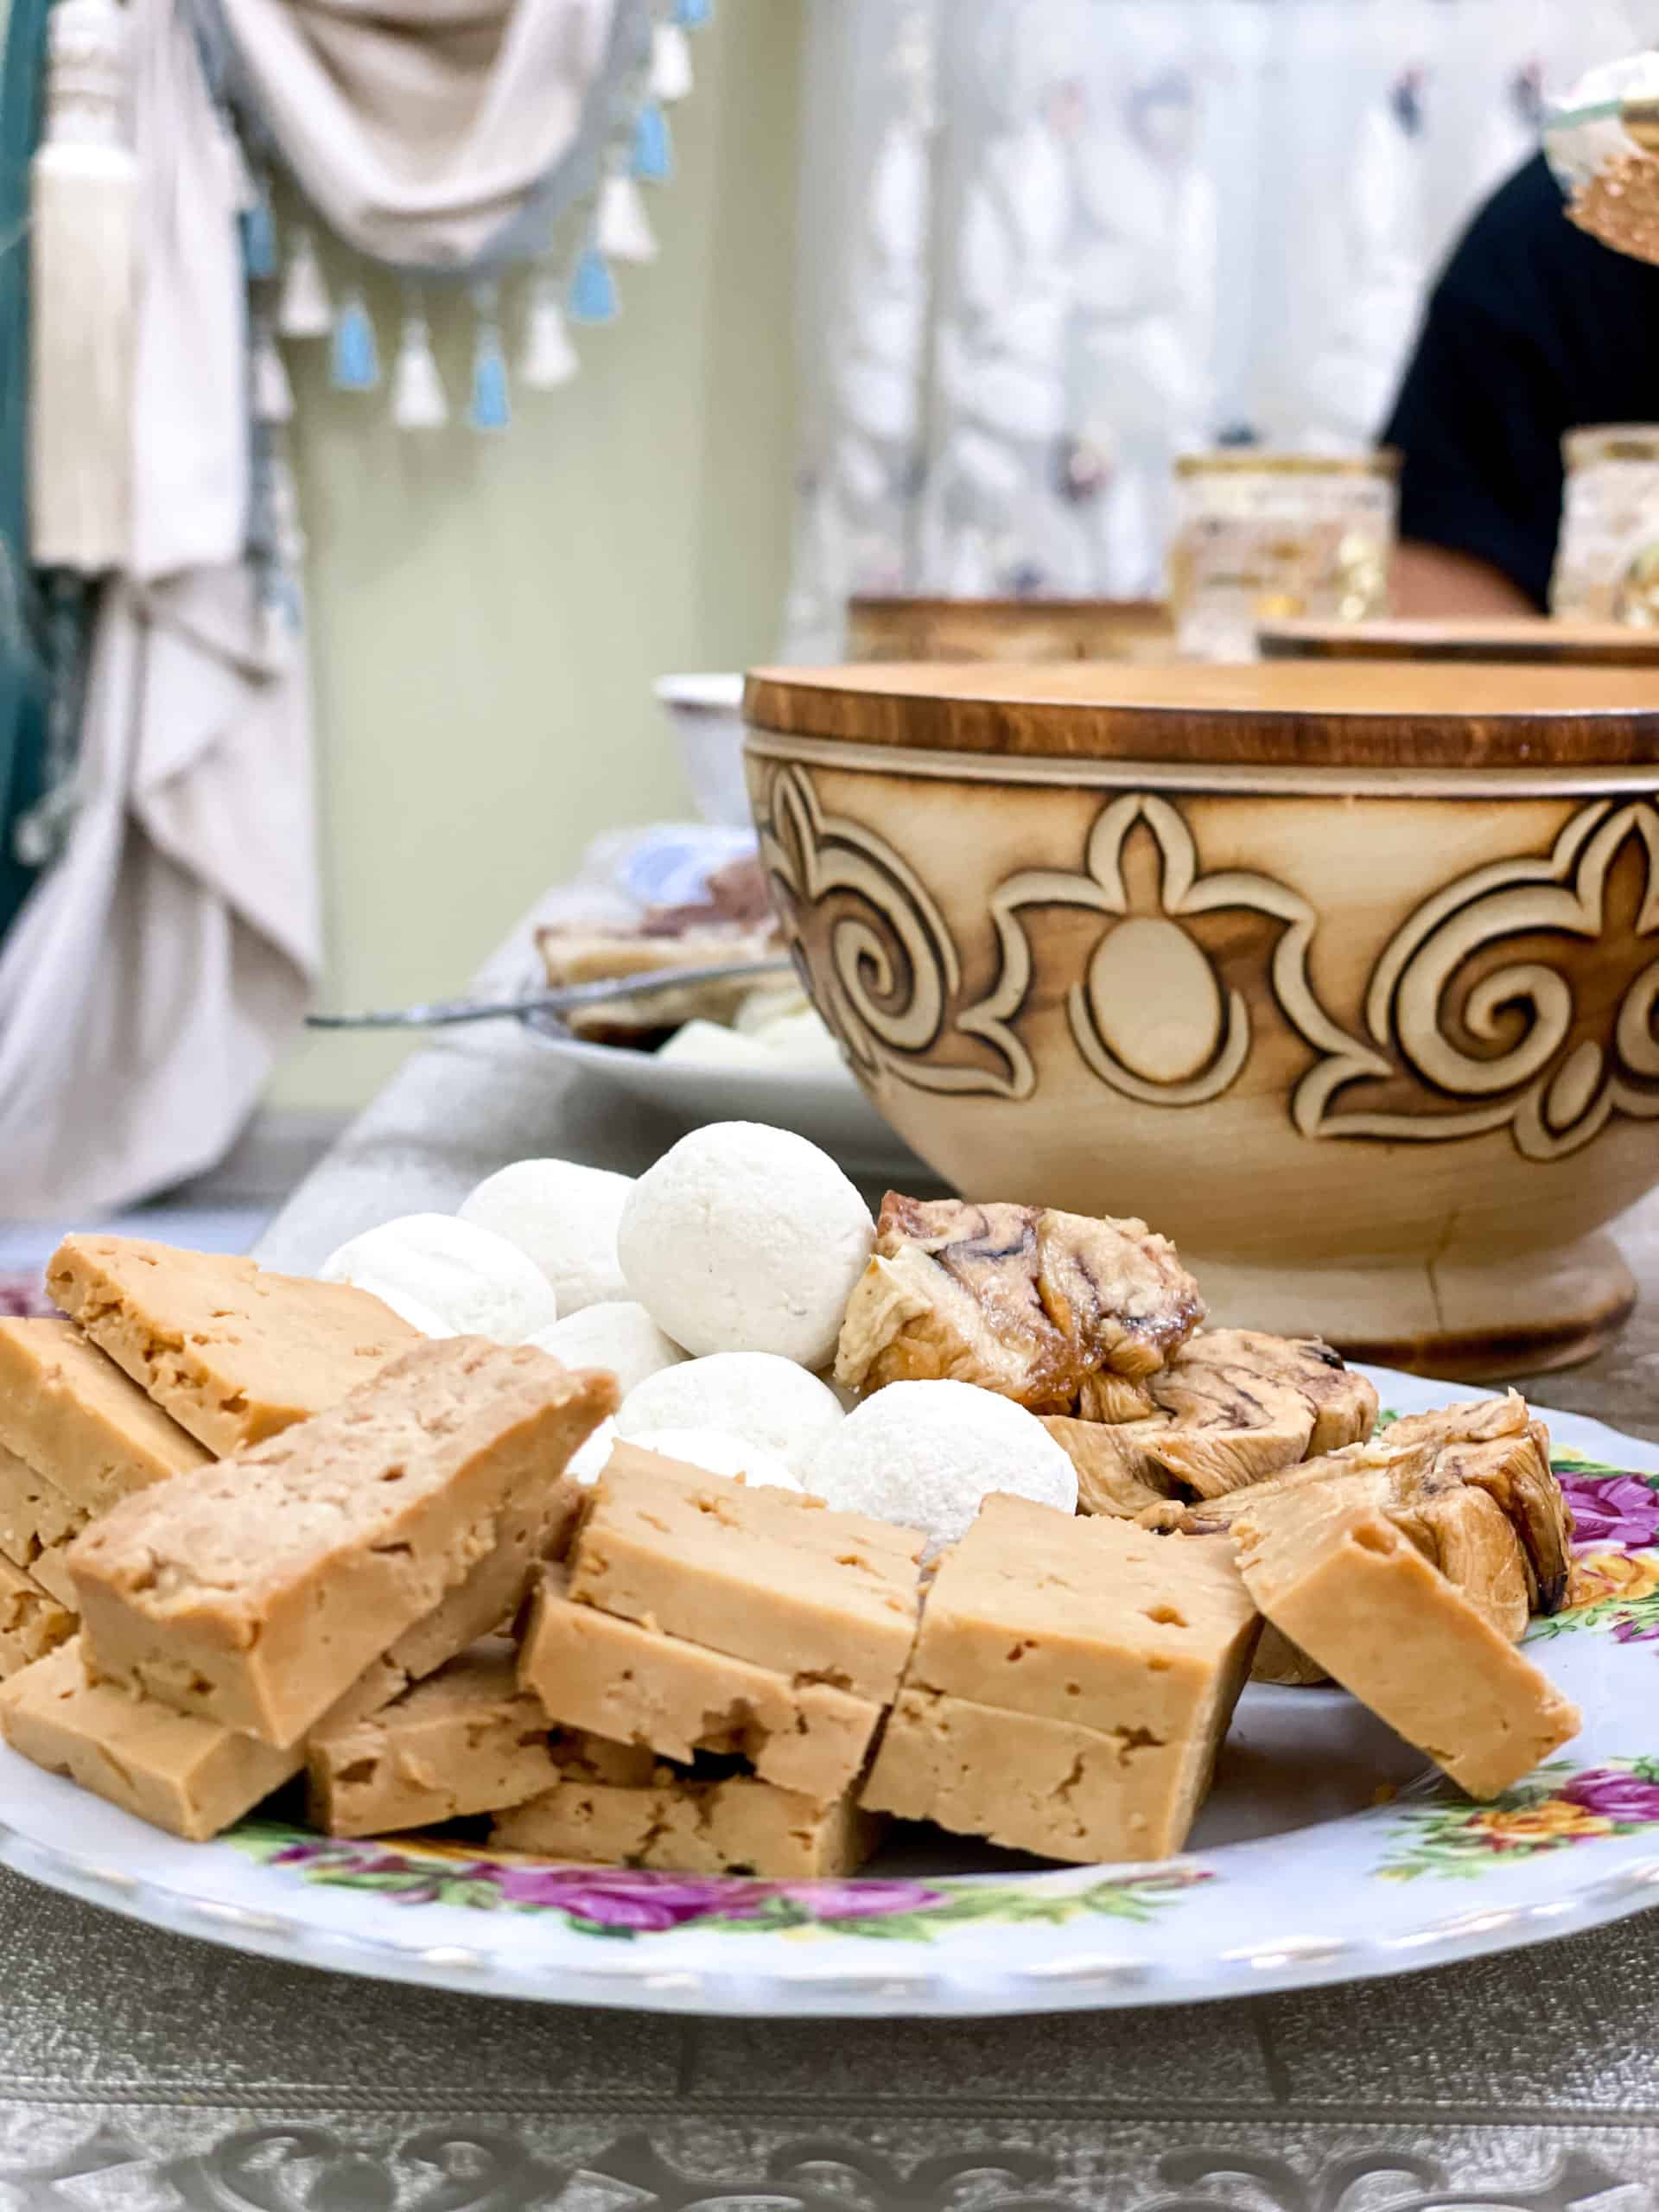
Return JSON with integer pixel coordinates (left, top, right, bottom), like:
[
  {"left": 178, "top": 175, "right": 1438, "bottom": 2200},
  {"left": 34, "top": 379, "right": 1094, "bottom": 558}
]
[{"left": 1382, "top": 151, "right": 1659, "bottom": 614}]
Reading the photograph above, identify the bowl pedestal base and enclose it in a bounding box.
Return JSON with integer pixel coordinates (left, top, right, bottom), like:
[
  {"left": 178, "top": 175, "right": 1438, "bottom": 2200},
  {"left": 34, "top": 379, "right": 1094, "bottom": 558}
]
[{"left": 1193, "top": 1232, "right": 1637, "bottom": 1383}]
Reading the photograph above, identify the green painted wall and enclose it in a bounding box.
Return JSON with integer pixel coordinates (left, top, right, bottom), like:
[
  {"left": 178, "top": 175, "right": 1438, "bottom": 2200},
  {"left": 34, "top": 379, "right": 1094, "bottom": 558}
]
[{"left": 270, "top": 2, "right": 803, "bottom": 1109}]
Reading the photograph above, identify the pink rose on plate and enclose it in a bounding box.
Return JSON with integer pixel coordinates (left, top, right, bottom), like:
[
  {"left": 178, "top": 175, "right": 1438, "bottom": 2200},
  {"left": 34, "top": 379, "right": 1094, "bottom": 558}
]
[
  {"left": 490, "top": 1866, "right": 741, "bottom": 1929},
  {"left": 1560, "top": 1472, "right": 1659, "bottom": 1553},
  {"left": 1560, "top": 1768, "right": 1659, "bottom": 1823}
]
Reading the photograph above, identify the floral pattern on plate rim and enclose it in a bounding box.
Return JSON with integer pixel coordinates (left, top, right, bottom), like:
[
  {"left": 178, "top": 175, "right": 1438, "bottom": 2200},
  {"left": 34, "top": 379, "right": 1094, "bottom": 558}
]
[
  {"left": 223, "top": 1433, "right": 1659, "bottom": 1929},
  {"left": 225, "top": 1825, "right": 1211, "bottom": 1939}
]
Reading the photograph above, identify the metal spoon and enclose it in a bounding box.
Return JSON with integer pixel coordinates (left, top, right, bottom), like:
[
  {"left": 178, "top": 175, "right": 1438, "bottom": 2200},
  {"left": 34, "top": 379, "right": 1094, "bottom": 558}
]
[{"left": 305, "top": 957, "right": 794, "bottom": 1032}]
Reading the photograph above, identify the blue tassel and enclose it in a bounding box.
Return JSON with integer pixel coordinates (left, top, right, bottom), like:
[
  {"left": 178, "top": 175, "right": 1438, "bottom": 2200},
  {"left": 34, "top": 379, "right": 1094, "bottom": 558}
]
[
  {"left": 331, "top": 291, "right": 380, "bottom": 391},
  {"left": 674, "top": 0, "right": 711, "bottom": 25},
  {"left": 568, "top": 245, "right": 618, "bottom": 324},
  {"left": 468, "top": 328, "right": 511, "bottom": 432},
  {"left": 632, "top": 101, "right": 673, "bottom": 183},
  {"left": 242, "top": 184, "right": 277, "bottom": 281}
]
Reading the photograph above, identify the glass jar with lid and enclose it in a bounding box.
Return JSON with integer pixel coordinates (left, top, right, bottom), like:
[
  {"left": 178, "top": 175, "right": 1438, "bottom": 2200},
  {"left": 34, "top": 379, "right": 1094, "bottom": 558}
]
[
  {"left": 1167, "top": 450, "right": 1399, "bottom": 662},
  {"left": 1550, "top": 425, "right": 1659, "bottom": 625}
]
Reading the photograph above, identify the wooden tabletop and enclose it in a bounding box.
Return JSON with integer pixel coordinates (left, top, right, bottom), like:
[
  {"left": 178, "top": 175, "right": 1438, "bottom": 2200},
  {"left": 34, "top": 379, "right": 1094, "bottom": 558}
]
[{"left": 744, "top": 658, "right": 1659, "bottom": 766}]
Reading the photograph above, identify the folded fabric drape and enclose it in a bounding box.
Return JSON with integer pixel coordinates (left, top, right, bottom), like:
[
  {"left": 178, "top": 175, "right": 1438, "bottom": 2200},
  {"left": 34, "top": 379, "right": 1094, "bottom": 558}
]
[
  {"left": 0, "top": 0, "right": 317, "bottom": 1217},
  {"left": 211, "top": 0, "right": 639, "bottom": 271}
]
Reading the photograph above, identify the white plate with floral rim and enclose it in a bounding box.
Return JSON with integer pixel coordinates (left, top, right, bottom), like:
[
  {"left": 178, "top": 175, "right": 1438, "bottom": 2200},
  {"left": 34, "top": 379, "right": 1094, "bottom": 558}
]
[{"left": 2, "top": 1364, "right": 1656, "bottom": 2018}]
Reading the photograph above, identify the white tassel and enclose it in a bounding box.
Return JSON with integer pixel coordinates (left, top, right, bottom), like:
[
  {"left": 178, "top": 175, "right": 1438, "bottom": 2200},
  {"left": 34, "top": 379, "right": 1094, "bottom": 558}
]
[
  {"left": 519, "top": 280, "right": 579, "bottom": 388},
  {"left": 597, "top": 171, "right": 658, "bottom": 264},
  {"left": 28, "top": 0, "right": 138, "bottom": 572},
  {"left": 277, "top": 225, "right": 333, "bottom": 338},
  {"left": 650, "top": 19, "right": 694, "bottom": 101},
  {"left": 391, "top": 308, "right": 448, "bottom": 429},
  {"left": 253, "top": 327, "right": 294, "bottom": 423}
]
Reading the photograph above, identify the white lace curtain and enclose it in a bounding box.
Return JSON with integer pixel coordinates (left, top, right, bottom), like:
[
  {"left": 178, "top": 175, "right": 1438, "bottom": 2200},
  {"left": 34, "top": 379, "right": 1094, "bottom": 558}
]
[{"left": 784, "top": 0, "right": 1659, "bottom": 658}]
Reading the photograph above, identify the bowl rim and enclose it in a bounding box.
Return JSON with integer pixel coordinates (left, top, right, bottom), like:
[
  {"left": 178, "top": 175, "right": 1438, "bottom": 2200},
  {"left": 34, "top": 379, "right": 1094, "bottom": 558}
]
[{"left": 742, "top": 658, "right": 1659, "bottom": 769}]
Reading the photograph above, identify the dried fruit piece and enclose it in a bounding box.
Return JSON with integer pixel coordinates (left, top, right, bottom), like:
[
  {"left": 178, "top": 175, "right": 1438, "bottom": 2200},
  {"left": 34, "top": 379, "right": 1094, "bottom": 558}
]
[{"left": 835, "top": 1195, "right": 1203, "bottom": 1412}]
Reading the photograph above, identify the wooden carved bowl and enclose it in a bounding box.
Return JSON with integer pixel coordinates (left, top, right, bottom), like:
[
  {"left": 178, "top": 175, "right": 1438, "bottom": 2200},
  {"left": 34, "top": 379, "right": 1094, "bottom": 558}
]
[
  {"left": 846, "top": 595, "right": 1173, "bottom": 664},
  {"left": 742, "top": 659, "right": 1659, "bottom": 1380}
]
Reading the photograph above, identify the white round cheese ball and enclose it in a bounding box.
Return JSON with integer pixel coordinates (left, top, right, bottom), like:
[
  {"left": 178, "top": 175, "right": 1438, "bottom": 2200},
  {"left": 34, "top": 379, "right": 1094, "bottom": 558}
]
[
  {"left": 568, "top": 1416, "right": 617, "bottom": 1486},
  {"left": 615, "top": 1351, "right": 843, "bottom": 1476},
  {"left": 319, "top": 1213, "right": 558, "bottom": 1342},
  {"left": 631, "top": 1426, "right": 802, "bottom": 1492},
  {"left": 804, "top": 1379, "right": 1077, "bottom": 1557},
  {"left": 344, "top": 1276, "right": 456, "bottom": 1338},
  {"left": 527, "top": 1301, "right": 687, "bottom": 1396},
  {"left": 458, "top": 1159, "right": 633, "bottom": 1315},
  {"left": 618, "top": 1122, "right": 873, "bottom": 1366}
]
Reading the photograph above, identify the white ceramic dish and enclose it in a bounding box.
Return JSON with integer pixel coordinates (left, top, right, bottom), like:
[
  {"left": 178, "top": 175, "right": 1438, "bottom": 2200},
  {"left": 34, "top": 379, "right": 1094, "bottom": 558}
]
[
  {"left": 520, "top": 1010, "right": 929, "bottom": 1178},
  {"left": 3, "top": 1369, "right": 1656, "bottom": 2018}
]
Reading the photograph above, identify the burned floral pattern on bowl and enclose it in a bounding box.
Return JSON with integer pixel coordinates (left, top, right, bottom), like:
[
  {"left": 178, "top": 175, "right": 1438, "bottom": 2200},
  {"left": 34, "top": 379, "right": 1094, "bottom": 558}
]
[{"left": 226, "top": 1824, "right": 1211, "bottom": 1937}]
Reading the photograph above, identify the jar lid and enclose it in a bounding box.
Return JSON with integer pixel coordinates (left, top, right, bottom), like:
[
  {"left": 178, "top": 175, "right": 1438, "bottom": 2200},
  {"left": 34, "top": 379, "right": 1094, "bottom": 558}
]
[
  {"left": 741, "top": 658, "right": 1659, "bottom": 767},
  {"left": 1173, "top": 448, "right": 1401, "bottom": 480},
  {"left": 1259, "top": 616, "right": 1659, "bottom": 664},
  {"left": 1563, "top": 423, "right": 1659, "bottom": 466}
]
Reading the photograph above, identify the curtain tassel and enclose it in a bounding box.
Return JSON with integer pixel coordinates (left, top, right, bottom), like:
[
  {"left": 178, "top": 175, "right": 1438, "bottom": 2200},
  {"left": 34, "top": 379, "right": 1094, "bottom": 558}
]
[
  {"left": 598, "top": 171, "right": 657, "bottom": 263},
  {"left": 391, "top": 302, "right": 448, "bottom": 429},
  {"left": 331, "top": 287, "right": 380, "bottom": 391},
  {"left": 519, "top": 280, "right": 579, "bottom": 388},
  {"left": 277, "top": 224, "right": 334, "bottom": 338},
  {"left": 569, "top": 244, "right": 619, "bottom": 324},
  {"left": 650, "top": 20, "right": 693, "bottom": 102},
  {"left": 27, "top": 0, "right": 138, "bottom": 572},
  {"left": 467, "top": 288, "right": 510, "bottom": 430},
  {"left": 632, "top": 100, "right": 673, "bottom": 183}
]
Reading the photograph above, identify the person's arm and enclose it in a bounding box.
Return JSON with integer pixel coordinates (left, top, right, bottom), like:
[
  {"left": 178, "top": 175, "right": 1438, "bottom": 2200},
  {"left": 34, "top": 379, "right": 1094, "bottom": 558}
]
[{"left": 1390, "top": 541, "right": 1537, "bottom": 617}]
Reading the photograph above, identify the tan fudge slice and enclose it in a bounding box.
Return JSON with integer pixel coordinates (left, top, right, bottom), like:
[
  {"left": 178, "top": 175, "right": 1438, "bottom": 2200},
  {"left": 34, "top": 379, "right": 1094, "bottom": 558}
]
[
  {"left": 0, "top": 1554, "right": 76, "bottom": 1678},
  {"left": 0, "top": 1319, "right": 211, "bottom": 1511},
  {"left": 861, "top": 1496, "right": 1259, "bottom": 1862},
  {"left": 1233, "top": 1489, "right": 1580, "bottom": 1800},
  {"left": 0, "top": 1442, "right": 85, "bottom": 1574},
  {"left": 308, "top": 1642, "right": 561, "bottom": 1837},
  {"left": 569, "top": 1446, "right": 923, "bottom": 1702},
  {"left": 492, "top": 1753, "right": 881, "bottom": 1878},
  {"left": 70, "top": 1338, "right": 615, "bottom": 1747},
  {"left": 47, "top": 1236, "right": 423, "bottom": 1453},
  {"left": 521, "top": 1566, "right": 882, "bottom": 1800},
  {"left": 0, "top": 1640, "right": 297, "bottom": 1840}
]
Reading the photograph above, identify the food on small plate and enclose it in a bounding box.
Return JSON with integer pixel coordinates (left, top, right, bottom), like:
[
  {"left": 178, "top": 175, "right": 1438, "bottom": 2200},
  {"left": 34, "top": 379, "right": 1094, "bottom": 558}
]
[
  {"left": 0, "top": 1144, "right": 1589, "bottom": 1879},
  {"left": 834, "top": 1194, "right": 1203, "bottom": 1408},
  {"left": 1232, "top": 1484, "right": 1581, "bottom": 1800},
  {"left": 804, "top": 1376, "right": 1077, "bottom": 1558},
  {"left": 1045, "top": 1329, "right": 1379, "bottom": 1514},
  {"left": 320, "top": 1212, "right": 559, "bottom": 1343},
  {"left": 67, "top": 1338, "right": 614, "bottom": 1748},
  {"left": 618, "top": 1122, "right": 874, "bottom": 1366},
  {"left": 459, "top": 1160, "right": 635, "bottom": 1315},
  {"left": 536, "top": 901, "right": 780, "bottom": 1043},
  {"left": 492, "top": 1741, "right": 882, "bottom": 1880},
  {"left": 46, "top": 1236, "right": 423, "bottom": 1453},
  {"left": 613, "top": 1349, "right": 843, "bottom": 1478},
  {"left": 528, "top": 1300, "right": 687, "bottom": 1395},
  {"left": 861, "top": 1495, "right": 1260, "bottom": 1863}
]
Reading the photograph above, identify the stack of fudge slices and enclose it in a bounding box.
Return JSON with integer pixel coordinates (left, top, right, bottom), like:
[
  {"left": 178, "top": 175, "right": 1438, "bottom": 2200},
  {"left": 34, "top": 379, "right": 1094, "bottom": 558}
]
[{"left": 0, "top": 1204, "right": 1586, "bottom": 1882}]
